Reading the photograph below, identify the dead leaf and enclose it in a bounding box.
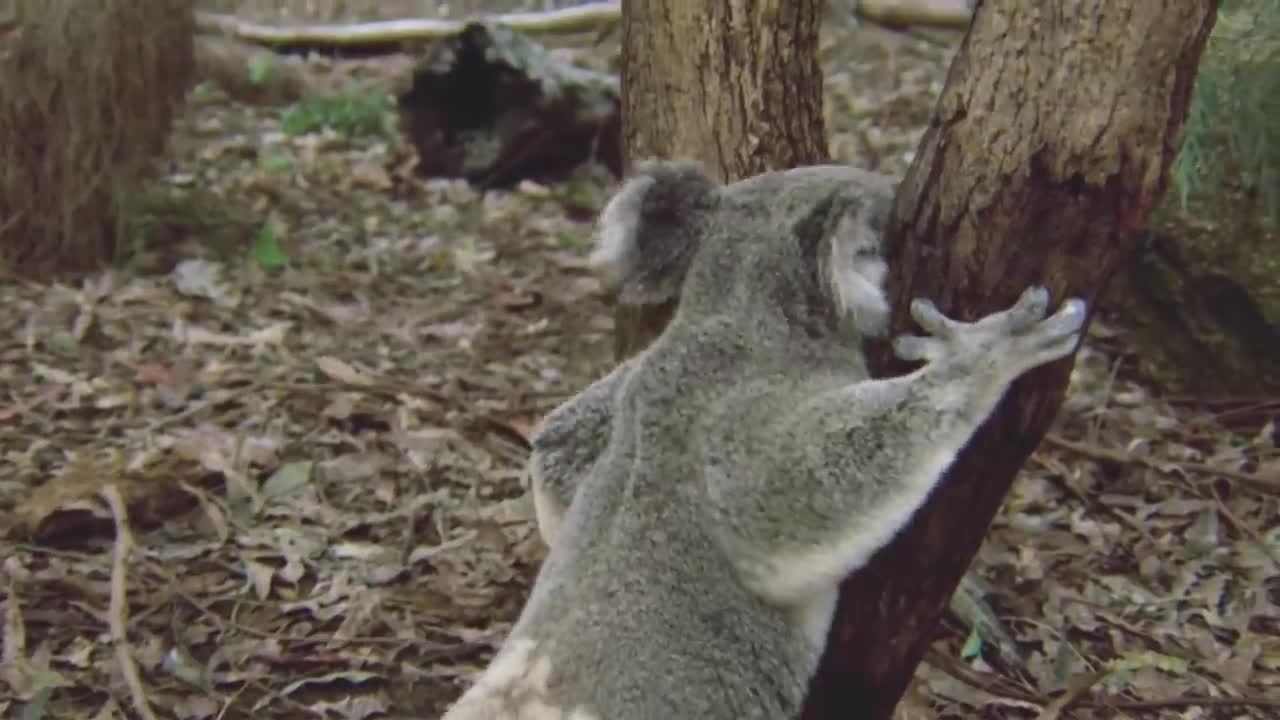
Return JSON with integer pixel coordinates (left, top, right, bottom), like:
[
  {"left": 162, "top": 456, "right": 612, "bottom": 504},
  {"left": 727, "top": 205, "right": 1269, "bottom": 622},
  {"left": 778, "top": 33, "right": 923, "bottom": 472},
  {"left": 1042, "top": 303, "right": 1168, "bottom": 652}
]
[
  {"left": 315, "top": 356, "right": 375, "bottom": 387},
  {"left": 494, "top": 289, "right": 541, "bottom": 310},
  {"left": 15, "top": 453, "right": 205, "bottom": 542},
  {"left": 262, "top": 461, "right": 314, "bottom": 499},
  {"left": 243, "top": 558, "right": 275, "bottom": 600},
  {"left": 348, "top": 161, "right": 393, "bottom": 191},
  {"left": 134, "top": 362, "right": 172, "bottom": 385},
  {"left": 172, "top": 259, "right": 240, "bottom": 308}
]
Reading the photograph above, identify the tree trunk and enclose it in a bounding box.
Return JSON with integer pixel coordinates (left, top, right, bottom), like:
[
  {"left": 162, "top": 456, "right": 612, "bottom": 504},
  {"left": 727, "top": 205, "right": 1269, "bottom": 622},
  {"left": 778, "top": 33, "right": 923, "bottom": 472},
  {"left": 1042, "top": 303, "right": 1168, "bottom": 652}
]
[
  {"left": 801, "top": 2, "right": 1217, "bottom": 719},
  {"left": 615, "top": 1, "right": 1215, "bottom": 717},
  {"left": 616, "top": 0, "right": 827, "bottom": 359}
]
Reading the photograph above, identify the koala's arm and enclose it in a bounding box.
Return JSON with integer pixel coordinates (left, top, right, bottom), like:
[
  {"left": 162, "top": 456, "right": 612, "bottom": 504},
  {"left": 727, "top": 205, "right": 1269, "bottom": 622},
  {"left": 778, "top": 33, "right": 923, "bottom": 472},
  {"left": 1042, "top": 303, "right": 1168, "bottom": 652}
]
[
  {"left": 528, "top": 359, "right": 634, "bottom": 547},
  {"left": 707, "top": 288, "right": 1086, "bottom": 605}
]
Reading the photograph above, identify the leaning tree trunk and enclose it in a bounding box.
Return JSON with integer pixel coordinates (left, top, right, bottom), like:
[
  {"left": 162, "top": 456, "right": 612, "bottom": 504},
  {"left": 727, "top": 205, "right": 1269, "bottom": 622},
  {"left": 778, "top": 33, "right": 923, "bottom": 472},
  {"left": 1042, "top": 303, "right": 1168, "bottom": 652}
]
[
  {"left": 616, "top": 0, "right": 827, "bottom": 359},
  {"left": 800, "top": 3, "right": 1218, "bottom": 719}
]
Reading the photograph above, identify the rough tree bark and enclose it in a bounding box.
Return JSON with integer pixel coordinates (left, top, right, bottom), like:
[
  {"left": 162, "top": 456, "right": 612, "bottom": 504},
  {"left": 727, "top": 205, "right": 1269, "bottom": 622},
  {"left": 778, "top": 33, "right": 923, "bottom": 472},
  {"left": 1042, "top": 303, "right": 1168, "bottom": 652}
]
[
  {"left": 616, "top": 0, "right": 828, "bottom": 359},
  {"left": 801, "top": 3, "right": 1218, "bottom": 719},
  {"left": 615, "top": 0, "right": 1216, "bottom": 718}
]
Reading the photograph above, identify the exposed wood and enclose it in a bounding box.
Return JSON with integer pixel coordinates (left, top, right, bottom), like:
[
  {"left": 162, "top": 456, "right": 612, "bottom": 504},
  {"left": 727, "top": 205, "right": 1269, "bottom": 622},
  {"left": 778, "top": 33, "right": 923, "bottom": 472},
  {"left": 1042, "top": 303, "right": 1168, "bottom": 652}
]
[
  {"left": 857, "top": 0, "right": 972, "bottom": 30},
  {"left": 800, "top": 2, "right": 1218, "bottom": 719}
]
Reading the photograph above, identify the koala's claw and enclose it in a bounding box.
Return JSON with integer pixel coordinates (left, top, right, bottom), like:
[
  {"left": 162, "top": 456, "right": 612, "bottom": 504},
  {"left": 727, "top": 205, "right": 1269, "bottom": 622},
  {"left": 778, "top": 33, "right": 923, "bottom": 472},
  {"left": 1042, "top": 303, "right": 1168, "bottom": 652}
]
[
  {"left": 892, "top": 334, "right": 934, "bottom": 362},
  {"left": 1004, "top": 285, "right": 1052, "bottom": 330},
  {"left": 1036, "top": 298, "right": 1087, "bottom": 339},
  {"left": 895, "top": 287, "right": 1087, "bottom": 371},
  {"left": 908, "top": 298, "right": 954, "bottom": 338}
]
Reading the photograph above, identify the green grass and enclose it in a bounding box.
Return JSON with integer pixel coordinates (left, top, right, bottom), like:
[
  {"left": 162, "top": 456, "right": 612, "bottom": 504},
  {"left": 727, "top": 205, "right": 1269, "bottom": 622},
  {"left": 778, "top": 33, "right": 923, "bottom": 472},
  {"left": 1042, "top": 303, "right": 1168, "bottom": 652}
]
[
  {"left": 1172, "top": 3, "right": 1280, "bottom": 223},
  {"left": 281, "top": 90, "right": 395, "bottom": 138}
]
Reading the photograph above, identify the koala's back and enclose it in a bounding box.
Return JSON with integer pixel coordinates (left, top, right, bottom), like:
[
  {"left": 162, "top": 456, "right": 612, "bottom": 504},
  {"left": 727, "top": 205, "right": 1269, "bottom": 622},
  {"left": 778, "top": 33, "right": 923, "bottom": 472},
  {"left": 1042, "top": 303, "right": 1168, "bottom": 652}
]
[
  {"left": 443, "top": 342, "right": 821, "bottom": 720},
  {"left": 442, "top": 162, "right": 902, "bottom": 720}
]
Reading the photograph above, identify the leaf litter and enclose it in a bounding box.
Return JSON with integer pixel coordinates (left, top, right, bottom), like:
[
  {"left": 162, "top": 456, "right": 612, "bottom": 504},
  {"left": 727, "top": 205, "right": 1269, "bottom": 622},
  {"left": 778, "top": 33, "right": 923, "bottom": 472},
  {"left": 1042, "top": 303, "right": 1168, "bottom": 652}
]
[{"left": 1, "top": 7, "right": 1277, "bottom": 720}]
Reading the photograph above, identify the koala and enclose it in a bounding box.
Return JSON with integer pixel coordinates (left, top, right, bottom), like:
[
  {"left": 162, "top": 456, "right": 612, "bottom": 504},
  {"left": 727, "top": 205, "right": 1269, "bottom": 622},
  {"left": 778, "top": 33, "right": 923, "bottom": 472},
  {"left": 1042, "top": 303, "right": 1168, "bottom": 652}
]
[{"left": 440, "top": 160, "right": 1087, "bottom": 720}]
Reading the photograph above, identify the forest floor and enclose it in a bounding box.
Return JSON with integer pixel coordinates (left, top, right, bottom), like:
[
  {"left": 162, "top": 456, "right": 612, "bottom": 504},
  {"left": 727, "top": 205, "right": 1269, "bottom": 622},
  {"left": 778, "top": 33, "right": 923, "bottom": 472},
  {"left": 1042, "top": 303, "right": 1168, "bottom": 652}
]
[{"left": 1, "top": 3, "right": 1277, "bottom": 720}]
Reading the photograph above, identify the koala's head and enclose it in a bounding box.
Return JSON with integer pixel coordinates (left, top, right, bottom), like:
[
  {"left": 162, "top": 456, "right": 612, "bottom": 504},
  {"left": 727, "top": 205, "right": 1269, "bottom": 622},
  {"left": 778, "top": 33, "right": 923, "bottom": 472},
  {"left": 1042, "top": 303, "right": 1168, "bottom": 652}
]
[{"left": 590, "top": 160, "right": 895, "bottom": 340}]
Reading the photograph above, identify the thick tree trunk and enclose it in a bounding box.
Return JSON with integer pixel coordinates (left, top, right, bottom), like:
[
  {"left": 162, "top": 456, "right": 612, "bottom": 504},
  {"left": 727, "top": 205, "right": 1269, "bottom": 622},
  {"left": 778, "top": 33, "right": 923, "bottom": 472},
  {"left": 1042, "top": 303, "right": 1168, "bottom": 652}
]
[
  {"left": 616, "top": 0, "right": 827, "bottom": 359},
  {"left": 801, "top": 3, "right": 1218, "bottom": 719}
]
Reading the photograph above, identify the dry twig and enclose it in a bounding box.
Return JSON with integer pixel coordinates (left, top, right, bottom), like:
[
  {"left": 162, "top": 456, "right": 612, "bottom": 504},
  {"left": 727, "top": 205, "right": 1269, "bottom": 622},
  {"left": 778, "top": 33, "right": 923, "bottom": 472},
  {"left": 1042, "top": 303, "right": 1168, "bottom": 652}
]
[
  {"left": 1045, "top": 433, "right": 1280, "bottom": 493},
  {"left": 102, "top": 485, "right": 161, "bottom": 720},
  {"left": 1033, "top": 667, "right": 1111, "bottom": 720}
]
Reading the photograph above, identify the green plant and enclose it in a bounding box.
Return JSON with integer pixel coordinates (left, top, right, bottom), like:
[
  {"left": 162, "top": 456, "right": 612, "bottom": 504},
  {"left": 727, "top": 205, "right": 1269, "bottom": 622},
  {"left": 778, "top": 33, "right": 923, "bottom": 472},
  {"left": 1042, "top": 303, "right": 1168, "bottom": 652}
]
[
  {"left": 1172, "top": 2, "right": 1280, "bottom": 222},
  {"left": 250, "top": 221, "right": 289, "bottom": 270},
  {"left": 247, "top": 54, "right": 275, "bottom": 86},
  {"left": 280, "top": 90, "right": 394, "bottom": 138},
  {"left": 258, "top": 149, "right": 293, "bottom": 173}
]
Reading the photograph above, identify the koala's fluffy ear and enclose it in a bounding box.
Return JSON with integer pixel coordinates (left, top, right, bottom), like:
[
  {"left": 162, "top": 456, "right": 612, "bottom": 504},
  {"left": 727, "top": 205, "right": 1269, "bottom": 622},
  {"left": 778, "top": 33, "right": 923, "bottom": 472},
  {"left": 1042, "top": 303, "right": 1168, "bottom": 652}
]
[
  {"left": 820, "top": 194, "right": 892, "bottom": 338},
  {"left": 589, "top": 160, "right": 719, "bottom": 305}
]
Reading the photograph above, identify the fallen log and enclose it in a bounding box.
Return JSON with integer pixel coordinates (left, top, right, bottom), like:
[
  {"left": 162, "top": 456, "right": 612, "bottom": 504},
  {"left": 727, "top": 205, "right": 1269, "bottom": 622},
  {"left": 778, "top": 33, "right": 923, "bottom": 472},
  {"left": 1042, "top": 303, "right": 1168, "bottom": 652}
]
[
  {"left": 194, "top": 4, "right": 622, "bottom": 56},
  {"left": 397, "top": 22, "right": 622, "bottom": 188},
  {"left": 194, "top": 1, "right": 971, "bottom": 55}
]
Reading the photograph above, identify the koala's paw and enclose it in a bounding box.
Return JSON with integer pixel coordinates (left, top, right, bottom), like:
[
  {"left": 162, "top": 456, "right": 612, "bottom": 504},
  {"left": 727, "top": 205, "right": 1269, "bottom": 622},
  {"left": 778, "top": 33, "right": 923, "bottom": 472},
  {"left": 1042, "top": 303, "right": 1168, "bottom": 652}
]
[{"left": 893, "top": 286, "right": 1086, "bottom": 376}]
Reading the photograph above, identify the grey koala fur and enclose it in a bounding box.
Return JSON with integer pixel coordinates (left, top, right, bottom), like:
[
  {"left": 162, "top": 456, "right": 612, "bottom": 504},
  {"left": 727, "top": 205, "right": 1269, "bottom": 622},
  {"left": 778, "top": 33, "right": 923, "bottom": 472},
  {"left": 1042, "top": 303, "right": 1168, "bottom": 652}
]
[{"left": 440, "top": 161, "right": 1087, "bottom": 720}]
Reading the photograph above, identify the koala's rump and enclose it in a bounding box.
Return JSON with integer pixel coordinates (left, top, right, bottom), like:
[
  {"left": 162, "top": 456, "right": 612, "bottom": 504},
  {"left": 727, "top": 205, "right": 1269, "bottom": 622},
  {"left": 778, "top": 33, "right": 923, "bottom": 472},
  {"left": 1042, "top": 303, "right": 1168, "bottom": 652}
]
[{"left": 497, "top": 517, "right": 813, "bottom": 719}]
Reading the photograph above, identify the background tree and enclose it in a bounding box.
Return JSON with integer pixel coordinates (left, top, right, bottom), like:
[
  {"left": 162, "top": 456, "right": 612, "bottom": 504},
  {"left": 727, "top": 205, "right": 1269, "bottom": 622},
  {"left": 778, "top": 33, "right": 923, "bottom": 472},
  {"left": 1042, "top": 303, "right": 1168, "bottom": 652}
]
[
  {"left": 616, "top": 0, "right": 828, "bottom": 359},
  {"left": 618, "top": 1, "right": 1217, "bottom": 719},
  {"left": 0, "top": 0, "right": 194, "bottom": 277}
]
